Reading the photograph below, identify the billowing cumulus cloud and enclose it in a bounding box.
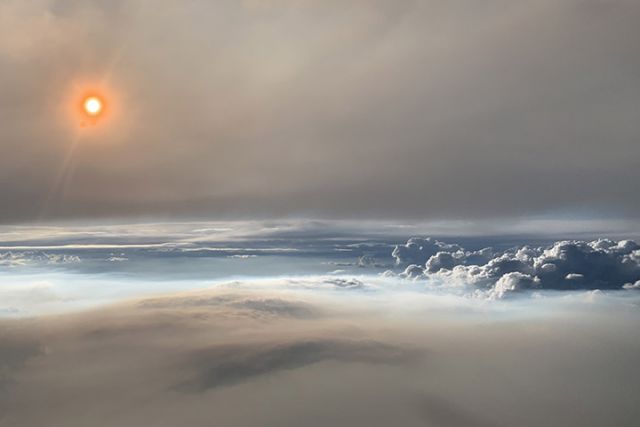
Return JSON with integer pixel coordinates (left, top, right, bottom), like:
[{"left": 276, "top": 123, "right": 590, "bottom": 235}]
[
  {"left": 1, "top": 0, "right": 640, "bottom": 222},
  {"left": 393, "top": 237, "right": 640, "bottom": 297}
]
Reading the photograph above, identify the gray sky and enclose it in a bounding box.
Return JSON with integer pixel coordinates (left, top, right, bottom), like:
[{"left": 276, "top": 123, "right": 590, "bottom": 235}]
[{"left": 1, "top": 0, "right": 639, "bottom": 223}]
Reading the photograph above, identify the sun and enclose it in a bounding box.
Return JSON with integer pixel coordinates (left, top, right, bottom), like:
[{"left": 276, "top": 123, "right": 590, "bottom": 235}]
[
  {"left": 83, "top": 96, "right": 103, "bottom": 116},
  {"left": 69, "top": 84, "right": 116, "bottom": 128}
]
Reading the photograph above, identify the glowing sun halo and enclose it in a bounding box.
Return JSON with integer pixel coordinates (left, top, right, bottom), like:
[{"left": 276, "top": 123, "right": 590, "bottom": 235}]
[{"left": 83, "top": 96, "right": 103, "bottom": 116}]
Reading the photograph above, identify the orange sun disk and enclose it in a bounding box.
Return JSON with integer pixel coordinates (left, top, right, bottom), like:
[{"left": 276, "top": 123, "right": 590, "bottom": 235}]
[
  {"left": 75, "top": 91, "right": 109, "bottom": 127},
  {"left": 83, "top": 95, "right": 104, "bottom": 117}
]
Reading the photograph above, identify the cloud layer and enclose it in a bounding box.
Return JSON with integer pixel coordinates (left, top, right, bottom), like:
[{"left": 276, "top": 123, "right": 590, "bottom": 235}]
[{"left": 1, "top": 286, "right": 640, "bottom": 426}]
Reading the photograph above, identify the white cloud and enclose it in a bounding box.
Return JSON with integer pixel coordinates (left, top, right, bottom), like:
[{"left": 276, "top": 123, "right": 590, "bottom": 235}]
[
  {"left": 623, "top": 280, "right": 640, "bottom": 290},
  {"left": 393, "top": 237, "right": 640, "bottom": 298},
  {"left": 0, "top": 252, "right": 80, "bottom": 267}
]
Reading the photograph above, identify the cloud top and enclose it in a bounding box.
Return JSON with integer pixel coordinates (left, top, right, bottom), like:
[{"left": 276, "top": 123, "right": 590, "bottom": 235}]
[
  {"left": 393, "top": 237, "right": 640, "bottom": 297},
  {"left": 1, "top": 285, "right": 639, "bottom": 427}
]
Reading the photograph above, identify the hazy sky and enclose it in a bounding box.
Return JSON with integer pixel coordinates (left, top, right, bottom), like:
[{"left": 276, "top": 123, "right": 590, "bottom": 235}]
[{"left": 1, "top": 0, "right": 639, "bottom": 223}]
